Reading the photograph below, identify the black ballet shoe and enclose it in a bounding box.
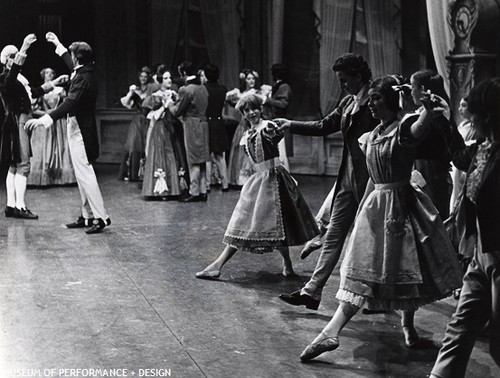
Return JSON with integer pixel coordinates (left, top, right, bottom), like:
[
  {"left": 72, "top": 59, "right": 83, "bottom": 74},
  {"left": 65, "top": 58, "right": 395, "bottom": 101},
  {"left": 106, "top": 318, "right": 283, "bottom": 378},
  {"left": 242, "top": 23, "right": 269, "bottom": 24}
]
[
  {"left": 195, "top": 269, "right": 220, "bottom": 279},
  {"left": 14, "top": 207, "right": 39, "bottom": 220},
  {"left": 5, "top": 206, "right": 16, "bottom": 218},
  {"left": 180, "top": 195, "right": 202, "bottom": 203},
  {"left": 85, "top": 218, "right": 108, "bottom": 234},
  {"left": 66, "top": 216, "right": 94, "bottom": 228},
  {"left": 402, "top": 326, "right": 419, "bottom": 348},
  {"left": 300, "top": 336, "right": 339, "bottom": 362},
  {"left": 278, "top": 290, "right": 320, "bottom": 310}
]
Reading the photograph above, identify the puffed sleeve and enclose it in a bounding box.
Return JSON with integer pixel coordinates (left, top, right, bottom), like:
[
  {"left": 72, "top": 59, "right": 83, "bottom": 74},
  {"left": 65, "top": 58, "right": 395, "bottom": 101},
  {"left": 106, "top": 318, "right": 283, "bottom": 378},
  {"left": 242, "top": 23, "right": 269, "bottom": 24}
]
[
  {"left": 398, "top": 114, "right": 419, "bottom": 148},
  {"left": 358, "top": 132, "right": 370, "bottom": 155}
]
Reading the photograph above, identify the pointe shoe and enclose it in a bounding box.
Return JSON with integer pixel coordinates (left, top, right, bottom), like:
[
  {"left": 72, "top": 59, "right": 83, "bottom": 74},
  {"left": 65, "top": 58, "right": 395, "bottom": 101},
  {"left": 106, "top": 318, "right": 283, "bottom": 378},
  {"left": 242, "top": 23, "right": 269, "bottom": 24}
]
[
  {"left": 402, "top": 326, "right": 419, "bottom": 348},
  {"left": 300, "top": 336, "right": 339, "bottom": 362},
  {"left": 300, "top": 237, "right": 323, "bottom": 260},
  {"left": 195, "top": 269, "right": 220, "bottom": 279}
]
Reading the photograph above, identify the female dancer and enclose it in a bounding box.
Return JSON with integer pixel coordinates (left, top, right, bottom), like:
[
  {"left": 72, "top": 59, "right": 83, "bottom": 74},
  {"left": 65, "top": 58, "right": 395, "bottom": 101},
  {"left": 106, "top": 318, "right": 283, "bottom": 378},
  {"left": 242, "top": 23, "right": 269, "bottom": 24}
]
[
  {"left": 196, "top": 94, "right": 319, "bottom": 279},
  {"left": 118, "top": 66, "right": 159, "bottom": 181},
  {"left": 141, "top": 71, "right": 181, "bottom": 199},
  {"left": 226, "top": 69, "right": 259, "bottom": 187},
  {"left": 29, "top": 68, "right": 76, "bottom": 186},
  {"left": 409, "top": 70, "right": 458, "bottom": 219},
  {"left": 299, "top": 76, "right": 462, "bottom": 362}
]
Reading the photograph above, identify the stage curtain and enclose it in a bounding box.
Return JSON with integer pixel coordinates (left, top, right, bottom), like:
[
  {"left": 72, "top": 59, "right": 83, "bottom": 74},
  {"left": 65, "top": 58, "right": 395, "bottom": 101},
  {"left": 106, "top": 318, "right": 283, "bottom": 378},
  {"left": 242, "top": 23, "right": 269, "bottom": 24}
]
[
  {"left": 426, "top": 0, "right": 453, "bottom": 95},
  {"left": 315, "top": 0, "right": 354, "bottom": 115},
  {"left": 364, "top": 0, "right": 402, "bottom": 79},
  {"left": 151, "top": 0, "right": 183, "bottom": 71},
  {"left": 200, "top": 0, "right": 240, "bottom": 90},
  {"left": 268, "top": 0, "right": 285, "bottom": 69}
]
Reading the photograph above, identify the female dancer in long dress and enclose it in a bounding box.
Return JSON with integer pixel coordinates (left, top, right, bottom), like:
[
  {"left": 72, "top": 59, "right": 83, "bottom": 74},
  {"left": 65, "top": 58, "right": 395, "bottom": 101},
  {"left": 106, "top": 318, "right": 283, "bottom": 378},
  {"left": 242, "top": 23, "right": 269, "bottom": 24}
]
[
  {"left": 118, "top": 66, "right": 159, "bottom": 181},
  {"left": 299, "top": 76, "right": 463, "bottom": 362},
  {"left": 141, "top": 71, "right": 182, "bottom": 199},
  {"left": 196, "top": 94, "right": 319, "bottom": 279},
  {"left": 29, "top": 68, "right": 76, "bottom": 186}
]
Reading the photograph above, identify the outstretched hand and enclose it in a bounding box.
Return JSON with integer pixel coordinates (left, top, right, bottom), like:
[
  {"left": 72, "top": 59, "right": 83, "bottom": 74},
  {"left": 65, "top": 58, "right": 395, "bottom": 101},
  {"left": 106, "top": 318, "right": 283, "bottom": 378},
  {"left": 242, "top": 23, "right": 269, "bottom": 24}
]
[
  {"left": 20, "top": 34, "right": 37, "bottom": 53},
  {"left": 52, "top": 74, "right": 69, "bottom": 86},
  {"left": 274, "top": 118, "right": 291, "bottom": 131},
  {"left": 45, "top": 32, "right": 61, "bottom": 46}
]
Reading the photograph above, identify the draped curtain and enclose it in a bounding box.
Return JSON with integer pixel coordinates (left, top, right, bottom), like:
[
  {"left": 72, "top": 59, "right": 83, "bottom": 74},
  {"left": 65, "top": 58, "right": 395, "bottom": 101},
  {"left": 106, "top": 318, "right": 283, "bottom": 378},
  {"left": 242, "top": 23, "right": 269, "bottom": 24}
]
[
  {"left": 315, "top": 0, "right": 354, "bottom": 115},
  {"left": 315, "top": 0, "right": 403, "bottom": 115},
  {"left": 426, "top": 0, "right": 453, "bottom": 95},
  {"left": 364, "top": 0, "right": 402, "bottom": 78},
  {"left": 200, "top": 0, "right": 240, "bottom": 90},
  {"left": 151, "top": 0, "right": 183, "bottom": 71},
  {"left": 268, "top": 0, "right": 285, "bottom": 69}
]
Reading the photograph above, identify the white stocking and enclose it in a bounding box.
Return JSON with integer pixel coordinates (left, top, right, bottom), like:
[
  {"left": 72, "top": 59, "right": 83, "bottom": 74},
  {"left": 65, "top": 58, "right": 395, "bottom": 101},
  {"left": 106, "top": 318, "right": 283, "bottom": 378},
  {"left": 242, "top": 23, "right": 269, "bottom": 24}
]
[
  {"left": 14, "top": 174, "right": 27, "bottom": 209},
  {"left": 6, "top": 172, "right": 16, "bottom": 207}
]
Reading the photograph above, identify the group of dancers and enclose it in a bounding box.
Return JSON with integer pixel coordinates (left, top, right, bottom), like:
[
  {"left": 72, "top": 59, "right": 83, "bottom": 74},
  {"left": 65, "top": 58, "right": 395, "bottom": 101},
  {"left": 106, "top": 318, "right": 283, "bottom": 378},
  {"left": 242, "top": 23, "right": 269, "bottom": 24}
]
[
  {"left": 118, "top": 62, "right": 292, "bottom": 201},
  {"left": 1, "top": 32, "right": 499, "bottom": 376},
  {"left": 193, "top": 53, "right": 499, "bottom": 377},
  {"left": 1, "top": 32, "right": 110, "bottom": 233}
]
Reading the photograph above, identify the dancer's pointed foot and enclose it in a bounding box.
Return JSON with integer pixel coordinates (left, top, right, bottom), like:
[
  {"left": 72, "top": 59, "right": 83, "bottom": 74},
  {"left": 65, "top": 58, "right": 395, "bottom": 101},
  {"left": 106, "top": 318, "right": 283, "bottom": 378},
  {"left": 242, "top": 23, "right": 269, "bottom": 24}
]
[
  {"left": 300, "top": 236, "right": 322, "bottom": 260},
  {"left": 402, "top": 326, "right": 419, "bottom": 348},
  {"left": 195, "top": 269, "right": 221, "bottom": 279},
  {"left": 300, "top": 335, "right": 339, "bottom": 362}
]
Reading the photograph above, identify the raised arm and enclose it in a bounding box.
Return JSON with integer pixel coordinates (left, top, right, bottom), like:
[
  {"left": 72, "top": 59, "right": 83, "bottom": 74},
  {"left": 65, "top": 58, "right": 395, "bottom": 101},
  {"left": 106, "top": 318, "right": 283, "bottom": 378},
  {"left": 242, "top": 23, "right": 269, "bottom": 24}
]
[
  {"left": 6, "top": 34, "right": 37, "bottom": 89},
  {"left": 46, "top": 32, "right": 73, "bottom": 71}
]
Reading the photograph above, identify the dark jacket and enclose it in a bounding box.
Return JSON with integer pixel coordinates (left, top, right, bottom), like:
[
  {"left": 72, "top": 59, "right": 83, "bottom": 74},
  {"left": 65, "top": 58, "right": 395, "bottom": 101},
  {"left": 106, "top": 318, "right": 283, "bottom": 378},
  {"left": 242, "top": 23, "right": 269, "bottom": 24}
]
[
  {"left": 205, "top": 81, "right": 229, "bottom": 153},
  {"left": 289, "top": 85, "right": 378, "bottom": 201},
  {"left": 0, "top": 56, "right": 34, "bottom": 165},
  {"left": 49, "top": 52, "right": 99, "bottom": 161},
  {"left": 473, "top": 142, "right": 500, "bottom": 253}
]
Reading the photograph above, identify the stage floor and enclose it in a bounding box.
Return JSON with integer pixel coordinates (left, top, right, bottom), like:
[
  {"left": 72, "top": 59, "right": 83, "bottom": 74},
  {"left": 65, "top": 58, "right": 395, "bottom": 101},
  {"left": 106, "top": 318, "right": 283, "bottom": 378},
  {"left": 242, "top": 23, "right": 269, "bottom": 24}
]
[{"left": 0, "top": 164, "right": 498, "bottom": 378}]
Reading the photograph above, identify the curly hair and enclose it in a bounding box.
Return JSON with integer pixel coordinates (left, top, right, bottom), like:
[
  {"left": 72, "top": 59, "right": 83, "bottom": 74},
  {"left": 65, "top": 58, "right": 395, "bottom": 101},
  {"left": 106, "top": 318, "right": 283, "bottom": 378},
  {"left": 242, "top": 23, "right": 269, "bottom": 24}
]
[
  {"left": 332, "top": 53, "right": 372, "bottom": 84},
  {"left": 468, "top": 77, "right": 500, "bottom": 135},
  {"left": 40, "top": 67, "right": 56, "bottom": 80}
]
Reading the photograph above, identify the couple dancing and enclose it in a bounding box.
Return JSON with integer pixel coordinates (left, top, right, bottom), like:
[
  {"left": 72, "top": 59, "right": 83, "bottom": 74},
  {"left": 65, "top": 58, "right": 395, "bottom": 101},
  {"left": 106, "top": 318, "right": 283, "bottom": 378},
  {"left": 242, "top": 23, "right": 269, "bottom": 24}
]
[{"left": 21, "top": 32, "right": 110, "bottom": 233}]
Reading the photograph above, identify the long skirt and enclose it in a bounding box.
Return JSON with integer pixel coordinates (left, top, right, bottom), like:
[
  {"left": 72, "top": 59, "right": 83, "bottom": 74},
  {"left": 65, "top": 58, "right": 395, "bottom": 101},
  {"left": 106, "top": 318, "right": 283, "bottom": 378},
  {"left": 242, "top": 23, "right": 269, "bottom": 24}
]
[
  {"left": 28, "top": 118, "right": 76, "bottom": 186},
  {"left": 142, "top": 118, "right": 181, "bottom": 198}
]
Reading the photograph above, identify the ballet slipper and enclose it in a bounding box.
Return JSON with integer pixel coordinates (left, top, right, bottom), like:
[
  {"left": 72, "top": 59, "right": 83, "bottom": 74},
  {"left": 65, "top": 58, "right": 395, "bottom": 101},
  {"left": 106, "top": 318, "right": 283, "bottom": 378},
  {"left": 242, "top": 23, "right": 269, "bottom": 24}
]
[{"left": 300, "top": 334, "right": 339, "bottom": 362}]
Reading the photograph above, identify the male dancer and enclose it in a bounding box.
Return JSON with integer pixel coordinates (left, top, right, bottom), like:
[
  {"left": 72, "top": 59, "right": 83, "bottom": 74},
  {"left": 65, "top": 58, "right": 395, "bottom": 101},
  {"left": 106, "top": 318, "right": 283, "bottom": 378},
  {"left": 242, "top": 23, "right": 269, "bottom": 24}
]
[
  {"left": 276, "top": 53, "right": 377, "bottom": 310},
  {"left": 26, "top": 32, "right": 110, "bottom": 234},
  {"left": 0, "top": 35, "right": 38, "bottom": 219}
]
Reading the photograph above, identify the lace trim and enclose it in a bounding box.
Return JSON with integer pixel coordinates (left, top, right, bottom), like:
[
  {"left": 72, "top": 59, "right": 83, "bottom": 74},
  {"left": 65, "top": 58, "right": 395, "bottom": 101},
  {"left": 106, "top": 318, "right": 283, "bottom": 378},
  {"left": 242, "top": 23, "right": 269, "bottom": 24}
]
[{"left": 336, "top": 289, "right": 453, "bottom": 311}]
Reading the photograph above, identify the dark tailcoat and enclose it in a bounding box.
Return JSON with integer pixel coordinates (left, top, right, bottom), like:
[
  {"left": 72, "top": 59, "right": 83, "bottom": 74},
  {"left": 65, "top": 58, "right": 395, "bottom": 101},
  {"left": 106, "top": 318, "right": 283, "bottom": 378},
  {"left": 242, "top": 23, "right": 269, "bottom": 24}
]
[{"left": 49, "top": 52, "right": 99, "bottom": 161}]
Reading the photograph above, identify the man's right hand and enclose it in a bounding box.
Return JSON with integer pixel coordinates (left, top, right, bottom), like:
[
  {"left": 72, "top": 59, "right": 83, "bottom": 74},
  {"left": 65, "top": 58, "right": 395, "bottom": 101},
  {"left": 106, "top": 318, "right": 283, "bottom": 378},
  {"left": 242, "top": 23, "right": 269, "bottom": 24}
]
[
  {"left": 52, "top": 74, "right": 69, "bottom": 86},
  {"left": 45, "top": 32, "right": 61, "bottom": 46},
  {"left": 274, "top": 118, "right": 291, "bottom": 131}
]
